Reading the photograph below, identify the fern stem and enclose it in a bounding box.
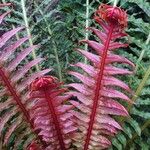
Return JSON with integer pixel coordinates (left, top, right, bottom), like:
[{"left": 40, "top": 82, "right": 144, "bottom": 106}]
[
  {"left": 131, "top": 67, "right": 150, "bottom": 103},
  {"left": 120, "top": 32, "right": 150, "bottom": 124},
  {"left": 0, "top": 68, "right": 32, "bottom": 126},
  {"left": 113, "top": 0, "right": 118, "bottom": 7},
  {"left": 0, "top": 68, "right": 47, "bottom": 148},
  {"left": 84, "top": 0, "right": 89, "bottom": 64},
  {"left": 146, "top": 32, "right": 150, "bottom": 44},
  {"left": 44, "top": 89, "right": 66, "bottom": 150},
  {"left": 21, "top": 0, "right": 39, "bottom": 71},
  {"left": 53, "top": 43, "right": 63, "bottom": 82},
  {"left": 134, "top": 32, "right": 150, "bottom": 72},
  {"left": 34, "top": 2, "right": 63, "bottom": 82},
  {"left": 120, "top": 65, "right": 150, "bottom": 125},
  {"left": 84, "top": 25, "right": 114, "bottom": 150},
  {"left": 128, "top": 32, "right": 150, "bottom": 110},
  {"left": 124, "top": 66, "right": 150, "bottom": 148}
]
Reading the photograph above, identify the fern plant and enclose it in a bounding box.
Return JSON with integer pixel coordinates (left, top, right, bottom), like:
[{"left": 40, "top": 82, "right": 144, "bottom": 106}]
[
  {"left": 0, "top": 2, "right": 138, "bottom": 150},
  {"left": 68, "top": 4, "right": 134, "bottom": 150}
]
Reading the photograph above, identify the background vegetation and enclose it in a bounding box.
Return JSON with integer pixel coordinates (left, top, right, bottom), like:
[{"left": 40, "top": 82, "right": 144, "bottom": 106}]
[{"left": 0, "top": 0, "right": 150, "bottom": 149}]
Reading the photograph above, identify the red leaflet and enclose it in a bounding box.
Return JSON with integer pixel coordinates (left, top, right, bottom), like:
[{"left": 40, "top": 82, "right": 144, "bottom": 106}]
[
  {"left": 0, "top": 3, "right": 12, "bottom": 7},
  {"left": 29, "top": 76, "right": 76, "bottom": 150},
  {"left": 69, "top": 4, "right": 134, "bottom": 150}
]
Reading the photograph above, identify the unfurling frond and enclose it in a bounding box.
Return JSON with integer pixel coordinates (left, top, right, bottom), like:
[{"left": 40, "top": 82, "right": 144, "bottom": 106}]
[
  {"left": 69, "top": 4, "right": 134, "bottom": 150},
  {"left": 29, "top": 76, "right": 77, "bottom": 150}
]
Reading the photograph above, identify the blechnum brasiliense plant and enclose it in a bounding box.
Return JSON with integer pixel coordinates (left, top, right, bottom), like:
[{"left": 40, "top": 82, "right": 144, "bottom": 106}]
[
  {"left": 68, "top": 4, "right": 135, "bottom": 150},
  {"left": 0, "top": 2, "right": 135, "bottom": 150}
]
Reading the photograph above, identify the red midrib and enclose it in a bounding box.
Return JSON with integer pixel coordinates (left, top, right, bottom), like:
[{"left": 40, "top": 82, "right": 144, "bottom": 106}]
[
  {"left": 83, "top": 25, "right": 114, "bottom": 150},
  {"left": 44, "top": 90, "right": 66, "bottom": 150},
  {"left": 0, "top": 68, "right": 33, "bottom": 127},
  {"left": 0, "top": 68, "right": 47, "bottom": 148}
]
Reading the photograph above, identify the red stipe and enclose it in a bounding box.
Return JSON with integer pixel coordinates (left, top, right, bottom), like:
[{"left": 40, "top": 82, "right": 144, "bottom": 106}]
[
  {"left": 44, "top": 89, "right": 66, "bottom": 150},
  {"left": 0, "top": 68, "right": 47, "bottom": 148},
  {"left": 83, "top": 24, "right": 114, "bottom": 150},
  {"left": 0, "top": 68, "right": 32, "bottom": 127}
]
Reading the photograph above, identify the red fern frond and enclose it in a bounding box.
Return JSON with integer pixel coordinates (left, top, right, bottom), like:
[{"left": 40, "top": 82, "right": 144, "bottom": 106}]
[
  {"left": 0, "top": 4, "right": 50, "bottom": 149},
  {"left": 29, "top": 76, "right": 77, "bottom": 150},
  {"left": 68, "top": 4, "right": 134, "bottom": 150}
]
